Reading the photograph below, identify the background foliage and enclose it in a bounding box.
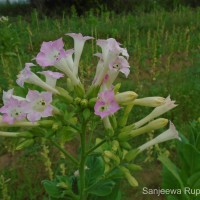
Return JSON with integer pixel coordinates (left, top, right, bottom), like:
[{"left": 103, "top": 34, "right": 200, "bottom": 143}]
[{"left": 0, "top": 2, "right": 200, "bottom": 200}]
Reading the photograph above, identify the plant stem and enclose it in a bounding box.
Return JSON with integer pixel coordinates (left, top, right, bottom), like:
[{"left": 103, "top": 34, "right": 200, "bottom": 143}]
[
  {"left": 79, "top": 123, "right": 87, "bottom": 200},
  {"left": 49, "top": 138, "right": 79, "bottom": 166},
  {"left": 86, "top": 139, "right": 107, "bottom": 156}
]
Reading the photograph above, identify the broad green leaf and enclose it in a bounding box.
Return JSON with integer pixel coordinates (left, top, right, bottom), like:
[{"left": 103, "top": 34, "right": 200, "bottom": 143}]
[
  {"left": 158, "top": 155, "right": 184, "bottom": 190},
  {"left": 188, "top": 172, "right": 200, "bottom": 188},
  {"left": 86, "top": 179, "right": 115, "bottom": 196},
  {"left": 178, "top": 143, "right": 200, "bottom": 176},
  {"left": 57, "top": 126, "right": 77, "bottom": 142},
  {"left": 85, "top": 155, "right": 105, "bottom": 185},
  {"left": 42, "top": 180, "right": 62, "bottom": 198}
]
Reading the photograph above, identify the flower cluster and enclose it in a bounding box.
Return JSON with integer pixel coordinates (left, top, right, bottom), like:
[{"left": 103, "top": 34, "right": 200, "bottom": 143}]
[
  {"left": 0, "top": 32, "right": 180, "bottom": 142},
  {"left": 0, "top": 89, "right": 53, "bottom": 123},
  {"left": 0, "top": 33, "right": 180, "bottom": 191}
]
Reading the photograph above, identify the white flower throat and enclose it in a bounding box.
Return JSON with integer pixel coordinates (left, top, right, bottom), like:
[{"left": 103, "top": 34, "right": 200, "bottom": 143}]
[
  {"left": 10, "top": 108, "right": 22, "bottom": 118},
  {"left": 33, "top": 99, "right": 46, "bottom": 112}
]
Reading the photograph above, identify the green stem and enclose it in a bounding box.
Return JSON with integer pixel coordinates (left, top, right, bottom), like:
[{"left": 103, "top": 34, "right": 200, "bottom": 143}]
[
  {"left": 86, "top": 139, "right": 107, "bottom": 156},
  {"left": 49, "top": 138, "right": 79, "bottom": 166},
  {"left": 79, "top": 123, "right": 87, "bottom": 200}
]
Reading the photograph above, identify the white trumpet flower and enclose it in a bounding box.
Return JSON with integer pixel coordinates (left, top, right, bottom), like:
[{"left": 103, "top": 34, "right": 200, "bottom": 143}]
[{"left": 138, "top": 121, "right": 181, "bottom": 152}]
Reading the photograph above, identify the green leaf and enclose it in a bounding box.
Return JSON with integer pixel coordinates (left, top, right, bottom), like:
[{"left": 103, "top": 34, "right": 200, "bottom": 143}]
[
  {"left": 178, "top": 143, "right": 200, "bottom": 176},
  {"left": 42, "top": 180, "right": 62, "bottom": 198},
  {"left": 188, "top": 172, "right": 200, "bottom": 189},
  {"left": 167, "top": 195, "right": 180, "bottom": 200},
  {"left": 158, "top": 155, "right": 184, "bottom": 190},
  {"left": 57, "top": 126, "right": 77, "bottom": 142},
  {"left": 85, "top": 155, "right": 105, "bottom": 186},
  {"left": 86, "top": 179, "right": 115, "bottom": 196}
]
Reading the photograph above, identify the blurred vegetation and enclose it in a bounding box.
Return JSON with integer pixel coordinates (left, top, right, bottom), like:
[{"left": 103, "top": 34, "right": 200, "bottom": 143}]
[
  {"left": 0, "top": 6, "right": 200, "bottom": 200},
  {"left": 0, "top": 0, "right": 200, "bottom": 16}
]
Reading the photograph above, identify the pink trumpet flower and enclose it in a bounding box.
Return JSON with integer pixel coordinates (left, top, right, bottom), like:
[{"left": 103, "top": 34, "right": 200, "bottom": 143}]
[
  {"left": 0, "top": 98, "right": 28, "bottom": 124},
  {"left": 94, "top": 89, "right": 120, "bottom": 119},
  {"left": 38, "top": 71, "right": 64, "bottom": 88},
  {"left": 66, "top": 33, "right": 93, "bottom": 76},
  {"left": 36, "top": 38, "right": 65, "bottom": 67},
  {"left": 16, "top": 63, "right": 59, "bottom": 94},
  {"left": 3, "top": 89, "right": 25, "bottom": 104},
  {"left": 26, "top": 90, "right": 53, "bottom": 122}
]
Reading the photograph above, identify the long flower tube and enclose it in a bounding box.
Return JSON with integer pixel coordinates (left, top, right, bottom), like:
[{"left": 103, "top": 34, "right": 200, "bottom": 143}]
[
  {"left": 0, "top": 131, "right": 32, "bottom": 138},
  {"left": 66, "top": 33, "right": 93, "bottom": 76},
  {"left": 118, "top": 118, "right": 168, "bottom": 141},
  {"left": 121, "top": 96, "right": 177, "bottom": 132},
  {"left": 125, "top": 122, "right": 180, "bottom": 161},
  {"left": 16, "top": 63, "right": 59, "bottom": 94},
  {"left": 93, "top": 38, "right": 129, "bottom": 86}
]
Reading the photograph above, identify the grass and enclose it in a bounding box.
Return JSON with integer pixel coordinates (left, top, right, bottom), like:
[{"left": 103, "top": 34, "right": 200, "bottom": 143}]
[{"left": 0, "top": 7, "right": 200, "bottom": 200}]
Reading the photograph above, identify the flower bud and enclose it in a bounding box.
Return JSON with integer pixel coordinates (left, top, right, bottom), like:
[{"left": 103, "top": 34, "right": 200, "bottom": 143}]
[
  {"left": 120, "top": 142, "right": 132, "bottom": 150},
  {"left": 146, "top": 118, "right": 168, "bottom": 130},
  {"left": 133, "top": 97, "right": 165, "bottom": 107},
  {"left": 113, "top": 83, "right": 121, "bottom": 93},
  {"left": 115, "top": 91, "right": 138, "bottom": 105},
  {"left": 56, "top": 86, "right": 73, "bottom": 103},
  {"left": 119, "top": 166, "right": 138, "bottom": 187},
  {"left": 66, "top": 78, "right": 74, "bottom": 92},
  {"left": 104, "top": 150, "right": 120, "bottom": 164},
  {"left": 74, "top": 97, "right": 82, "bottom": 105},
  {"left": 125, "top": 149, "right": 139, "bottom": 162},
  {"left": 112, "top": 140, "right": 120, "bottom": 151},
  {"left": 134, "top": 96, "right": 177, "bottom": 128},
  {"left": 74, "top": 84, "right": 85, "bottom": 98},
  {"left": 80, "top": 99, "right": 88, "bottom": 108},
  {"left": 118, "top": 118, "right": 168, "bottom": 141},
  {"left": 39, "top": 120, "right": 54, "bottom": 127},
  {"left": 88, "top": 98, "right": 97, "bottom": 108},
  {"left": 127, "top": 164, "right": 142, "bottom": 171},
  {"left": 86, "top": 85, "right": 100, "bottom": 99}
]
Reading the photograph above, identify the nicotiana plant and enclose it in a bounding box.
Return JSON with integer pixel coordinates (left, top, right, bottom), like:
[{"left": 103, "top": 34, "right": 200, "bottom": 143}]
[{"left": 0, "top": 33, "right": 180, "bottom": 200}]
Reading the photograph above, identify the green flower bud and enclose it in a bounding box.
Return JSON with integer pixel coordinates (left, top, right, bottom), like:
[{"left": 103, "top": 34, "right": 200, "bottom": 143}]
[
  {"left": 86, "top": 85, "right": 100, "bottom": 99},
  {"left": 119, "top": 166, "right": 138, "bottom": 187},
  {"left": 113, "top": 83, "right": 121, "bottom": 93},
  {"left": 112, "top": 140, "right": 120, "bottom": 151},
  {"left": 88, "top": 98, "right": 97, "bottom": 108},
  {"left": 74, "top": 84, "right": 85, "bottom": 98},
  {"left": 56, "top": 86, "right": 73, "bottom": 103},
  {"left": 120, "top": 142, "right": 132, "bottom": 150},
  {"left": 125, "top": 149, "right": 139, "bottom": 162},
  {"left": 115, "top": 91, "right": 138, "bottom": 106},
  {"left": 80, "top": 99, "right": 88, "bottom": 108},
  {"left": 66, "top": 78, "right": 74, "bottom": 92},
  {"left": 104, "top": 150, "right": 120, "bottom": 165},
  {"left": 74, "top": 97, "right": 81, "bottom": 105},
  {"left": 118, "top": 118, "right": 168, "bottom": 141},
  {"left": 127, "top": 164, "right": 142, "bottom": 171}
]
